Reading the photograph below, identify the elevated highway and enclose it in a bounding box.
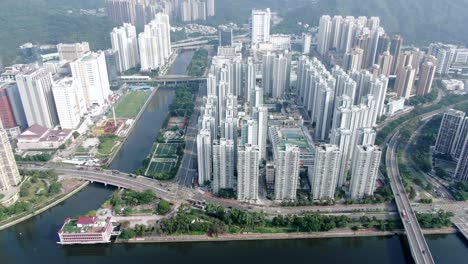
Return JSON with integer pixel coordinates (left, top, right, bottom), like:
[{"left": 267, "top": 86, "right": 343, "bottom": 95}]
[{"left": 387, "top": 133, "right": 435, "bottom": 264}]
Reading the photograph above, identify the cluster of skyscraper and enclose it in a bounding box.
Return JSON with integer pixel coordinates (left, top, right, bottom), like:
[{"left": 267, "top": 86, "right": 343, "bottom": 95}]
[
  {"left": 110, "top": 13, "right": 172, "bottom": 73},
  {"left": 105, "top": 0, "right": 214, "bottom": 25},
  {"left": 1, "top": 46, "right": 111, "bottom": 131},
  {"left": 316, "top": 15, "right": 438, "bottom": 100},
  {"left": 197, "top": 44, "right": 270, "bottom": 203},
  {"left": 297, "top": 57, "right": 385, "bottom": 200},
  {"left": 195, "top": 10, "right": 387, "bottom": 204},
  {"left": 435, "top": 109, "right": 468, "bottom": 181}
]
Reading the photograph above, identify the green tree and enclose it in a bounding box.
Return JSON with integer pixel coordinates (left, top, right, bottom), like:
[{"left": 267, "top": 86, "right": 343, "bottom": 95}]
[
  {"left": 119, "top": 229, "right": 136, "bottom": 240},
  {"left": 157, "top": 200, "right": 171, "bottom": 215},
  {"left": 48, "top": 182, "right": 62, "bottom": 195}
]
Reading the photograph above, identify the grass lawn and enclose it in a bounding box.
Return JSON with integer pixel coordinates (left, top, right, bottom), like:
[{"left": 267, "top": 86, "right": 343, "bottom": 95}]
[
  {"left": 97, "top": 136, "right": 120, "bottom": 157},
  {"left": 110, "top": 91, "right": 151, "bottom": 119}
]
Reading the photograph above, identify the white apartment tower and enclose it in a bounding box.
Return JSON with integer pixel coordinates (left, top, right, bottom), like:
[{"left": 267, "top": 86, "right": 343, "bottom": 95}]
[
  {"left": 302, "top": 33, "right": 312, "bottom": 55},
  {"left": 139, "top": 13, "right": 172, "bottom": 71},
  {"left": 52, "top": 78, "right": 86, "bottom": 129},
  {"left": 70, "top": 52, "right": 111, "bottom": 107},
  {"left": 0, "top": 119, "right": 21, "bottom": 191},
  {"left": 110, "top": 23, "right": 140, "bottom": 72},
  {"left": 349, "top": 145, "right": 382, "bottom": 199},
  {"left": 274, "top": 144, "right": 300, "bottom": 201},
  {"left": 251, "top": 9, "right": 271, "bottom": 44},
  {"left": 254, "top": 106, "right": 268, "bottom": 160},
  {"left": 197, "top": 129, "right": 212, "bottom": 186},
  {"left": 309, "top": 144, "right": 341, "bottom": 200},
  {"left": 16, "top": 65, "right": 59, "bottom": 128},
  {"left": 52, "top": 78, "right": 87, "bottom": 129},
  {"left": 317, "top": 15, "right": 332, "bottom": 56},
  {"left": 237, "top": 144, "right": 260, "bottom": 202},
  {"left": 212, "top": 138, "right": 235, "bottom": 194}
]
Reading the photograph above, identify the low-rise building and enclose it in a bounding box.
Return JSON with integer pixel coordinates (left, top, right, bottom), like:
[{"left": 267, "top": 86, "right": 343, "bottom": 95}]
[
  {"left": 57, "top": 216, "right": 113, "bottom": 245},
  {"left": 17, "top": 125, "right": 73, "bottom": 150}
]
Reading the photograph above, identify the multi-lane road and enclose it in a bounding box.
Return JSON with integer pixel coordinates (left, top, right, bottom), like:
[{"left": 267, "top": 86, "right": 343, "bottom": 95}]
[
  {"left": 387, "top": 133, "right": 435, "bottom": 264},
  {"left": 175, "top": 85, "right": 205, "bottom": 187}
]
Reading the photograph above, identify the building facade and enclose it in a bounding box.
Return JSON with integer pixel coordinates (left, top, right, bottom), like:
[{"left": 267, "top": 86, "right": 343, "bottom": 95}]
[
  {"left": 251, "top": 9, "right": 271, "bottom": 44},
  {"left": 0, "top": 119, "right": 21, "bottom": 191},
  {"left": 110, "top": 23, "right": 139, "bottom": 73},
  {"left": 274, "top": 144, "right": 300, "bottom": 201},
  {"left": 52, "top": 78, "right": 87, "bottom": 129},
  {"left": 309, "top": 144, "right": 341, "bottom": 200},
  {"left": 70, "top": 52, "right": 111, "bottom": 108},
  {"left": 349, "top": 145, "right": 382, "bottom": 199},
  {"left": 16, "top": 65, "right": 59, "bottom": 128},
  {"left": 138, "top": 13, "right": 172, "bottom": 71},
  {"left": 237, "top": 144, "right": 260, "bottom": 202},
  {"left": 212, "top": 138, "right": 235, "bottom": 194}
]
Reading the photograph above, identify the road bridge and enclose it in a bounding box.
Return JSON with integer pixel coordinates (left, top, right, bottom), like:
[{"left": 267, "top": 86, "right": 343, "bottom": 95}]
[
  {"left": 453, "top": 214, "right": 468, "bottom": 241},
  {"left": 55, "top": 168, "right": 182, "bottom": 202},
  {"left": 387, "top": 133, "right": 435, "bottom": 264},
  {"left": 118, "top": 75, "right": 207, "bottom": 85}
]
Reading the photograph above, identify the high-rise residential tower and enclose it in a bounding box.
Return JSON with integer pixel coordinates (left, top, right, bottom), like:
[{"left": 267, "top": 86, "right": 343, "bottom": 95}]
[
  {"left": 52, "top": 78, "right": 87, "bottom": 129},
  {"left": 197, "top": 129, "right": 212, "bottom": 186},
  {"left": 309, "top": 144, "right": 341, "bottom": 200},
  {"left": 251, "top": 9, "right": 271, "bottom": 44},
  {"left": 274, "top": 144, "right": 300, "bottom": 201},
  {"left": 237, "top": 144, "right": 260, "bottom": 202},
  {"left": 70, "top": 52, "right": 111, "bottom": 108},
  {"left": 0, "top": 119, "right": 21, "bottom": 191},
  {"left": 16, "top": 65, "right": 59, "bottom": 128},
  {"left": 415, "top": 60, "right": 436, "bottom": 96},
  {"left": 435, "top": 109, "right": 465, "bottom": 155},
  {"left": 110, "top": 23, "right": 139, "bottom": 72},
  {"left": 139, "top": 13, "right": 172, "bottom": 71},
  {"left": 349, "top": 145, "right": 382, "bottom": 199},
  {"left": 212, "top": 138, "right": 235, "bottom": 194}
]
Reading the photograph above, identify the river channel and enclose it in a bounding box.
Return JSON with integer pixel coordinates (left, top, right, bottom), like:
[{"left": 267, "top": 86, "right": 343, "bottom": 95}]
[
  {"left": 0, "top": 50, "right": 466, "bottom": 263},
  {"left": 109, "top": 50, "right": 195, "bottom": 173}
]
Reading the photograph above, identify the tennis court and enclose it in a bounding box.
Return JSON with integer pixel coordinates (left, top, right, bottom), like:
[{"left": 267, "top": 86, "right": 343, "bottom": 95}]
[
  {"left": 148, "top": 160, "right": 176, "bottom": 174},
  {"left": 155, "top": 143, "right": 179, "bottom": 156}
]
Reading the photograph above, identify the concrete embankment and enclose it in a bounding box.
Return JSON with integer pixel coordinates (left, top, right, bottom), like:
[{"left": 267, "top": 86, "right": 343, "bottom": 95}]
[
  {"left": 117, "top": 227, "right": 458, "bottom": 244},
  {"left": 0, "top": 181, "right": 89, "bottom": 231}
]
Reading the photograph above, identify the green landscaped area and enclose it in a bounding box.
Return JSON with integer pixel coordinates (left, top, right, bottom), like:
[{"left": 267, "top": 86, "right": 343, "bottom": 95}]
[
  {"left": 97, "top": 135, "right": 121, "bottom": 158},
  {"left": 109, "top": 91, "right": 151, "bottom": 119},
  {"left": 62, "top": 220, "right": 81, "bottom": 233}
]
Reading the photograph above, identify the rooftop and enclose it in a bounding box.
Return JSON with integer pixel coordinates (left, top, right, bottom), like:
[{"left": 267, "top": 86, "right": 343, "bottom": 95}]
[{"left": 269, "top": 125, "right": 315, "bottom": 166}]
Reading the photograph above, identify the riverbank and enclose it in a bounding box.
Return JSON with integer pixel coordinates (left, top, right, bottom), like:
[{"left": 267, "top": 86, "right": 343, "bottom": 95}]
[
  {"left": 0, "top": 180, "right": 89, "bottom": 231},
  {"left": 117, "top": 227, "right": 459, "bottom": 244},
  {"left": 107, "top": 86, "right": 160, "bottom": 165}
]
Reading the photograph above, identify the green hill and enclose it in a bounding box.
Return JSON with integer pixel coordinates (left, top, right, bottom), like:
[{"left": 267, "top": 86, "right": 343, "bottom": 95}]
[
  {"left": 1, "top": 0, "right": 467, "bottom": 66},
  {"left": 0, "top": 0, "right": 115, "bottom": 65}
]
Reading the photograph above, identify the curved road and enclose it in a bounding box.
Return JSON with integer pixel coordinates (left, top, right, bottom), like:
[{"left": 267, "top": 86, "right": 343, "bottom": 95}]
[{"left": 387, "top": 133, "right": 434, "bottom": 264}]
